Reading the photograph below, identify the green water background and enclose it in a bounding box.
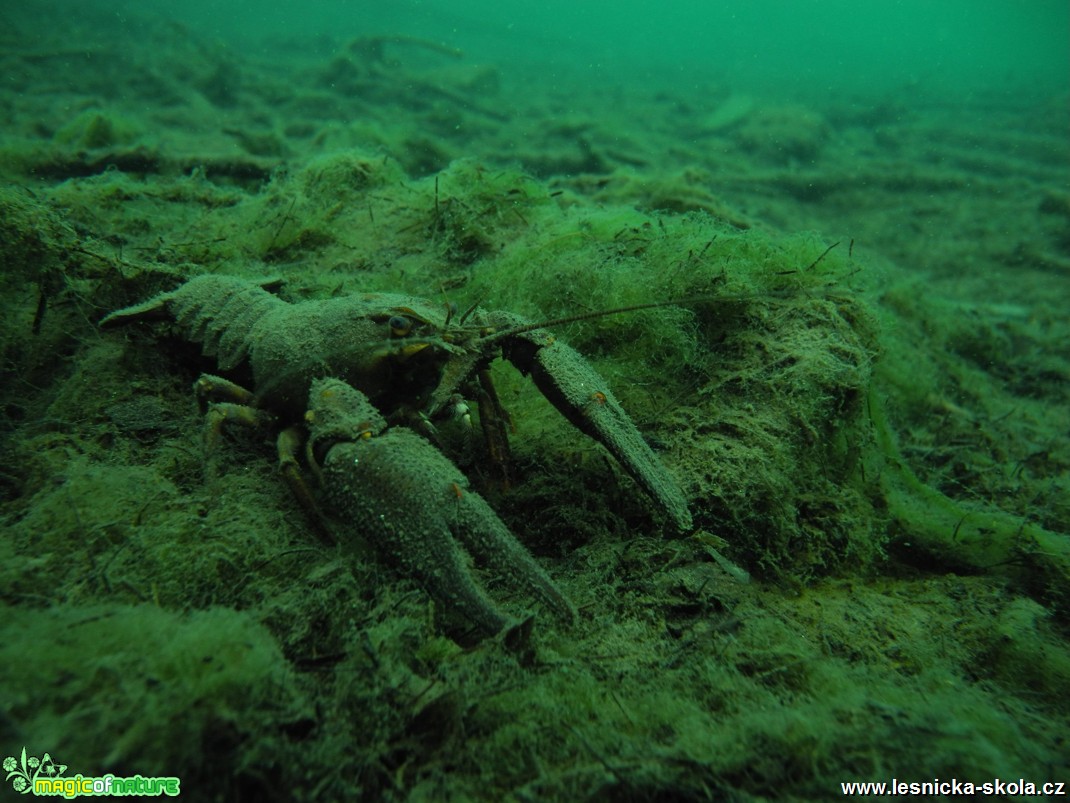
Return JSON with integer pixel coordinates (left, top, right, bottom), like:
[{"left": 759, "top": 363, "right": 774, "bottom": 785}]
[{"left": 167, "top": 0, "right": 1068, "bottom": 96}]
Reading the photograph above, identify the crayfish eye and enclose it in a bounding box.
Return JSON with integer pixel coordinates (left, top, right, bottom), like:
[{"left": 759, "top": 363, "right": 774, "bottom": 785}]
[{"left": 388, "top": 315, "right": 413, "bottom": 337}]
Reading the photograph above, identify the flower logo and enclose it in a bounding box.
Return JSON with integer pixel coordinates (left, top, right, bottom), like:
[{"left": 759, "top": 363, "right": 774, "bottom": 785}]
[{"left": 4, "top": 748, "right": 67, "bottom": 795}]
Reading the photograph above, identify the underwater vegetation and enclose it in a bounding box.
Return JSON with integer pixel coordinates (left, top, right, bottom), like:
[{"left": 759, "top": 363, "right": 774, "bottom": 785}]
[{"left": 2, "top": 3, "right": 1068, "bottom": 800}]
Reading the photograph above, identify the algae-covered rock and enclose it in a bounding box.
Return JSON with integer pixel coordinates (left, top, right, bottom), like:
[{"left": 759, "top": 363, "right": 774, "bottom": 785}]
[
  {"left": 53, "top": 109, "right": 141, "bottom": 151},
  {"left": 734, "top": 103, "right": 830, "bottom": 163}
]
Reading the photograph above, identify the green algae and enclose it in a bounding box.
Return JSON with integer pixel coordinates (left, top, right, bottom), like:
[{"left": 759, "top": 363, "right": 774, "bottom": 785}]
[
  {"left": 869, "top": 385, "right": 1070, "bottom": 615},
  {"left": 0, "top": 604, "right": 298, "bottom": 777},
  {"left": 4, "top": 151, "right": 1067, "bottom": 798}
]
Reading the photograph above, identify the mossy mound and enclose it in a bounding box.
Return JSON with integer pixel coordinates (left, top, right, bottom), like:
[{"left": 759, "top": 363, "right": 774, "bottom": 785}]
[{"left": 0, "top": 603, "right": 299, "bottom": 785}]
